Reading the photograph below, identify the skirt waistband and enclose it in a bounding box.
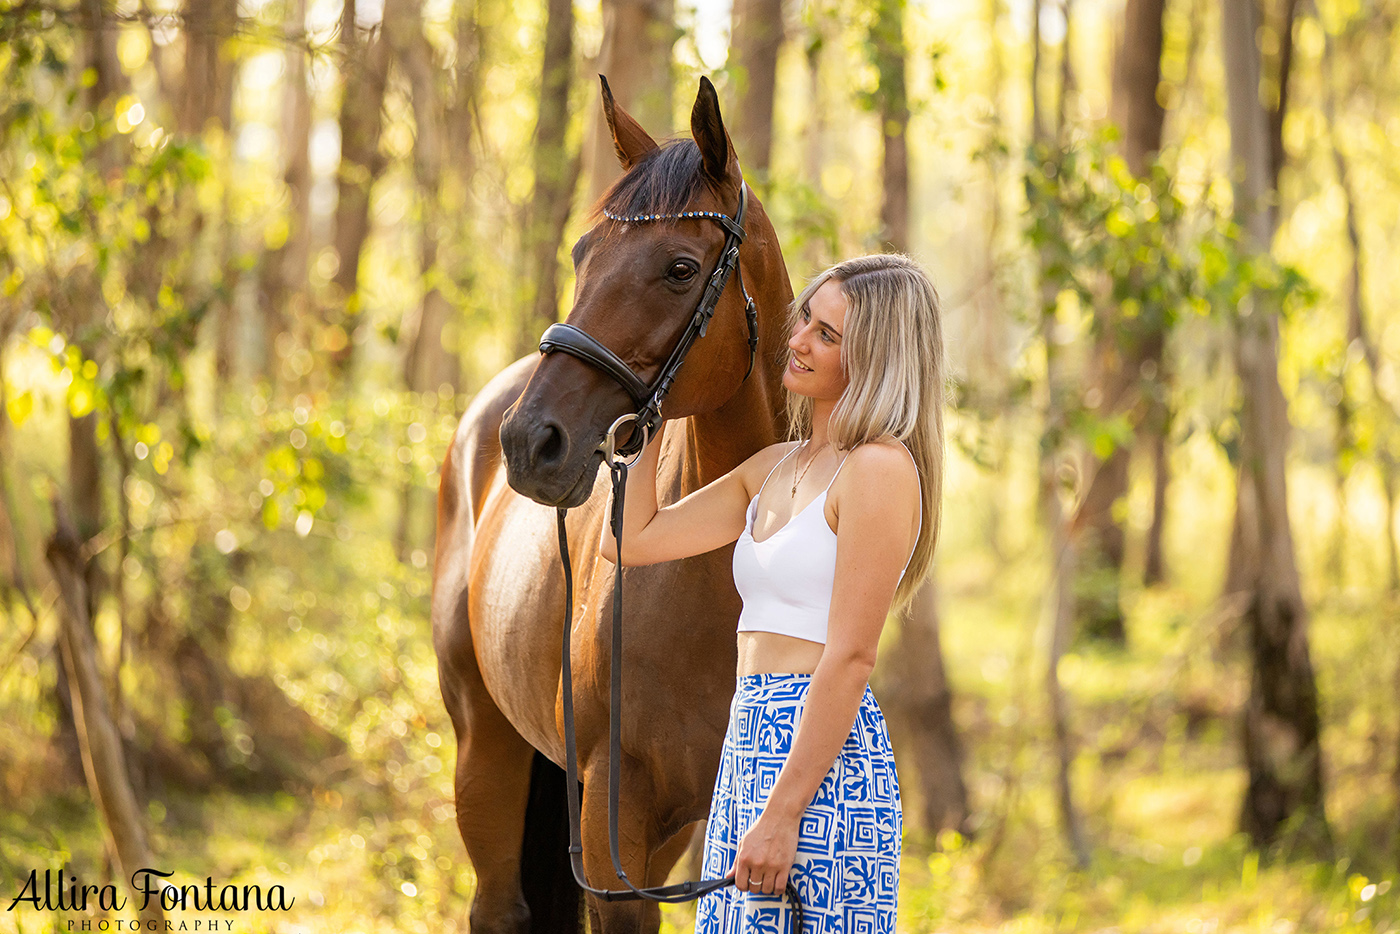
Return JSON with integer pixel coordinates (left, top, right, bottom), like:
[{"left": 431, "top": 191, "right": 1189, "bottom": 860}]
[{"left": 734, "top": 671, "right": 877, "bottom": 706}]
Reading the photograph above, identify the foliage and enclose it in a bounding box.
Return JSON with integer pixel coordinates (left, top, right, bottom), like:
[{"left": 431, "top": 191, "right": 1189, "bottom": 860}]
[{"left": 1022, "top": 127, "right": 1319, "bottom": 464}]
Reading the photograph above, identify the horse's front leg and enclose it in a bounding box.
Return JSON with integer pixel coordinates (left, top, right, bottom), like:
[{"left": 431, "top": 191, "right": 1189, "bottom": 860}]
[
  {"left": 438, "top": 652, "right": 536, "bottom": 934},
  {"left": 581, "top": 755, "right": 692, "bottom": 934}
]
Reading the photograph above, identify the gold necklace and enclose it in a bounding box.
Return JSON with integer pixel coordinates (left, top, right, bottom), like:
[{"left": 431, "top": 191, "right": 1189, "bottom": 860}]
[{"left": 791, "top": 440, "right": 830, "bottom": 497}]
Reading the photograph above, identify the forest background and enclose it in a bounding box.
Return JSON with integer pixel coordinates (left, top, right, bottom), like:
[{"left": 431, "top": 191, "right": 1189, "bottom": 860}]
[{"left": 0, "top": 0, "right": 1398, "bottom": 931}]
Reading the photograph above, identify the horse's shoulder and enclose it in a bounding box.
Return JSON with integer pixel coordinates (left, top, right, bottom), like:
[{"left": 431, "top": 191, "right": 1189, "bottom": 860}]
[{"left": 452, "top": 355, "right": 538, "bottom": 523}]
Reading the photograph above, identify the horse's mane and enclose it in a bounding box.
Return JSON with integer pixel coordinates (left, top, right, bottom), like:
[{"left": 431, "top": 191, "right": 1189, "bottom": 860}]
[{"left": 590, "top": 139, "right": 708, "bottom": 224}]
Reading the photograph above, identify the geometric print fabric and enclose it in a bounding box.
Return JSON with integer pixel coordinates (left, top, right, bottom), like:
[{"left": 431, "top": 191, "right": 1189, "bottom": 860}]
[{"left": 695, "top": 673, "right": 902, "bottom": 934}]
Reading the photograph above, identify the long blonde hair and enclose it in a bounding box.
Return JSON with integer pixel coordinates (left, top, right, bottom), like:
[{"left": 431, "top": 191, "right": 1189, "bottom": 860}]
[{"left": 783, "top": 254, "right": 946, "bottom": 617}]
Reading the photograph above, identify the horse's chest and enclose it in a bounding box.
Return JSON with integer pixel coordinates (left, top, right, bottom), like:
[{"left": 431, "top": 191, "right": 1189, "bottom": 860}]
[{"left": 470, "top": 495, "right": 571, "bottom": 760}]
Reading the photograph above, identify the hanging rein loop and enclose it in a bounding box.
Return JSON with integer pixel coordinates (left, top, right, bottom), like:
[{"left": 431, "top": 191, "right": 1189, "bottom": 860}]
[
  {"left": 542, "top": 183, "right": 804, "bottom": 932},
  {"left": 554, "top": 454, "right": 803, "bottom": 931}
]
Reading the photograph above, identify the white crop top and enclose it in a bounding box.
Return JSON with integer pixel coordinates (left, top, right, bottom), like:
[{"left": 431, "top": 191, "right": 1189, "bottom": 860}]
[{"left": 733, "top": 440, "right": 921, "bottom": 645}]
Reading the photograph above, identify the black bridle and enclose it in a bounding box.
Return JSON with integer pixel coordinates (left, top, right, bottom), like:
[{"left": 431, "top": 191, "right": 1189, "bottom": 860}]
[
  {"left": 539, "top": 183, "right": 757, "bottom": 462},
  {"left": 538, "top": 182, "right": 804, "bottom": 931}
]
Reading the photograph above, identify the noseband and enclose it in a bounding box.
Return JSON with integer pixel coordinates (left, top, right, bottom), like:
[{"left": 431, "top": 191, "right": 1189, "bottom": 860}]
[{"left": 538, "top": 183, "right": 805, "bottom": 931}]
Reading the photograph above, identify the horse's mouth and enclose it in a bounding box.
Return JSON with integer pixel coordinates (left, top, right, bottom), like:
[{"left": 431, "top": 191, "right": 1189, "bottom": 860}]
[
  {"left": 503, "top": 443, "right": 606, "bottom": 510},
  {"left": 554, "top": 451, "right": 605, "bottom": 509}
]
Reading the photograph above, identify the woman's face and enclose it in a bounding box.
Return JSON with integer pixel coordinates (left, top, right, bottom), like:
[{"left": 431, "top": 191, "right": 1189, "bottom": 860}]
[{"left": 784, "top": 279, "right": 849, "bottom": 401}]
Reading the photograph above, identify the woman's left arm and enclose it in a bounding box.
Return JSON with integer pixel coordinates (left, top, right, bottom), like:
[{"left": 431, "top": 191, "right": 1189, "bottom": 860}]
[{"left": 730, "top": 443, "right": 920, "bottom": 896}]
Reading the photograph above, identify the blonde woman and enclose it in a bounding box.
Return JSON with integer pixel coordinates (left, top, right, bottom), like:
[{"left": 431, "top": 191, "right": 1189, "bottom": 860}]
[{"left": 601, "top": 253, "right": 945, "bottom": 934}]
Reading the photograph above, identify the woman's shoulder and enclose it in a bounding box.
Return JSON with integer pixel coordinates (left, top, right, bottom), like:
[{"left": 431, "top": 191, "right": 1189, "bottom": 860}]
[
  {"left": 737, "top": 440, "right": 802, "bottom": 499},
  {"left": 837, "top": 437, "right": 919, "bottom": 492}
]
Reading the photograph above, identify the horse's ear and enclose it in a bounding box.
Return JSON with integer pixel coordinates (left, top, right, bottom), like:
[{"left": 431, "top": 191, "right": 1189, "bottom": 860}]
[
  {"left": 690, "top": 76, "right": 738, "bottom": 184},
  {"left": 600, "top": 74, "right": 659, "bottom": 170}
]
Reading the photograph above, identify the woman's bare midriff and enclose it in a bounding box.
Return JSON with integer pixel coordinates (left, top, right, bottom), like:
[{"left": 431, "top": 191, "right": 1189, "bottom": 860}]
[{"left": 737, "top": 631, "right": 825, "bottom": 676}]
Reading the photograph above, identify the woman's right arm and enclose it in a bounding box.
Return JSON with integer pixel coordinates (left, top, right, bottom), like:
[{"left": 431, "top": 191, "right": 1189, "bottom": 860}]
[{"left": 599, "top": 426, "right": 775, "bottom": 566}]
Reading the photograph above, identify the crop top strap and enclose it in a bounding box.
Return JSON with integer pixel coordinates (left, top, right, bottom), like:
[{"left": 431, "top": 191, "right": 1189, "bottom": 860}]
[
  {"left": 754, "top": 443, "right": 802, "bottom": 503},
  {"left": 822, "top": 449, "right": 853, "bottom": 495}
]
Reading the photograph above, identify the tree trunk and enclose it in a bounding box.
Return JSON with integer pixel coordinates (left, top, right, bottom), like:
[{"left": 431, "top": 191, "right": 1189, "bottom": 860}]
[
  {"left": 1109, "top": 0, "right": 1166, "bottom": 172},
  {"left": 798, "top": 14, "right": 828, "bottom": 272},
  {"left": 863, "top": 0, "right": 967, "bottom": 833},
  {"left": 385, "top": 0, "right": 456, "bottom": 561},
  {"left": 1070, "top": 0, "right": 1168, "bottom": 642},
  {"left": 871, "top": 0, "right": 909, "bottom": 252},
  {"left": 514, "top": 0, "right": 581, "bottom": 359},
  {"left": 258, "top": 0, "right": 313, "bottom": 390},
  {"left": 877, "top": 580, "right": 970, "bottom": 837},
  {"left": 175, "top": 0, "right": 244, "bottom": 389},
  {"left": 727, "top": 0, "right": 784, "bottom": 177},
  {"left": 1030, "top": 0, "right": 1089, "bottom": 869},
  {"left": 179, "top": 0, "right": 237, "bottom": 134},
  {"left": 1141, "top": 391, "right": 1171, "bottom": 585},
  {"left": 327, "top": 0, "right": 393, "bottom": 382},
  {"left": 585, "top": 0, "right": 675, "bottom": 204},
  {"left": 50, "top": 0, "right": 126, "bottom": 784},
  {"left": 47, "top": 499, "right": 163, "bottom": 927},
  {"left": 1220, "top": 0, "right": 1328, "bottom": 852}
]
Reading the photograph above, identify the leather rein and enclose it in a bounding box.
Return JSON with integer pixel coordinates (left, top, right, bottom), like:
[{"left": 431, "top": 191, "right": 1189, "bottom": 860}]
[{"left": 538, "top": 182, "right": 805, "bottom": 931}]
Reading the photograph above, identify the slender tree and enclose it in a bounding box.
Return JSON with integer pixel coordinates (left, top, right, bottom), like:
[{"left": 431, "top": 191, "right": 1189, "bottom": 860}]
[
  {"left": 175, "top": 0, "right": 244, "bottom": 387},
  {"left": 864, "top": 0, "right": 970, "bottom": 839},
  {"left": 1030, "top": 0, "right": 1089, "bottom": 868},
  {"left": 327, "top": 0, "right": 393, "bottom": 381},
  {"left": 514, "top": 0, "right": 581, "bottom": 358},
  {"left": 726, "top": 0, "right": 784, "bottom": 177},
  {"left": 48, "top": 501, "right": 163, "bottom": 927},
  {"left": 258, "top": 0, "right": 313, "bottom": 388},
  {"left": 870, "top": 0, "right": 910, "bottom": 252},
  {"left": 1069, "top": 0, "right": 1168, "bottom": 643},
  {"left": 1220, "top": 0, "right": 1328, "bottom": 851},
  {"left": 584, "top": 0, "right": 676, "bottom": 203}
]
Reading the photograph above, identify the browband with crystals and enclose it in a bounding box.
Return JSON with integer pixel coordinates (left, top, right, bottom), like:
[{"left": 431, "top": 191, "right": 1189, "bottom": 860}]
[{"left": 602, "top": 205, "right": 748, "bottom": 243}]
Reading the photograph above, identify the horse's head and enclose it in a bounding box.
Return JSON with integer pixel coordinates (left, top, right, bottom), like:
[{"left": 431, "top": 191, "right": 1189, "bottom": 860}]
[{"left": 501, "top": 76, "right": 770, "bottom": 507}]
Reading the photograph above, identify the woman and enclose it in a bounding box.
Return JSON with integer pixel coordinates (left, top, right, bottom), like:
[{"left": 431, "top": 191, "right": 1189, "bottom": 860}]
[{"left": 600, "top": 253, "right": 945, "bottom": 934}]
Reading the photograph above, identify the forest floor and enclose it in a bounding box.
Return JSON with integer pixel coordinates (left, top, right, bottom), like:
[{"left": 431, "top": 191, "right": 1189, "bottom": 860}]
[
  {"left": 4, "top": 584, "right": 1395, "bottom": 934},
  {"left": 2, "top": 442, "right": 1397, "bottom": 933}
]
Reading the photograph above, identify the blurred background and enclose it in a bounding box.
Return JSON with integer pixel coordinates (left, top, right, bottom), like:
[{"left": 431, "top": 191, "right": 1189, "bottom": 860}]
[{"left": 1, "top": 0, "right": 1397, "bottom": 931}]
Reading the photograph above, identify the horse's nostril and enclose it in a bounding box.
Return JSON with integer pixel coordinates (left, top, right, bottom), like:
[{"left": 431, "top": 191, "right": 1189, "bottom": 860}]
[{"left": 536, "top": 423, "right": 564, "bottom": 466}]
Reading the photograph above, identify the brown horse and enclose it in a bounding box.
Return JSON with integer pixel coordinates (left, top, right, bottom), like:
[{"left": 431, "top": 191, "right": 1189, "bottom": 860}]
[{"left": 431, "top": 77, "right": 794, "bottom": 934}]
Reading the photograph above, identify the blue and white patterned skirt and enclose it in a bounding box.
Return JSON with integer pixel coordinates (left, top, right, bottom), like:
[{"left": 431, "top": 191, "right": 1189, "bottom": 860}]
[{"left": 695, "top": 672, "right": 902, "bottom": 934}]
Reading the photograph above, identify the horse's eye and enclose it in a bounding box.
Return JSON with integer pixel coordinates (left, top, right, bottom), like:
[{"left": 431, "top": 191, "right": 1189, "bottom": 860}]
[{"left": 669, "top": 261, "right": 697, "bottom": 282}]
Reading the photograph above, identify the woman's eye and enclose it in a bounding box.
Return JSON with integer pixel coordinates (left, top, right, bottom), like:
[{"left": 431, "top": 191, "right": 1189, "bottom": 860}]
[
  {"left": 669, "top": 262, "right": 696, "bottom": 281},
  {"left": 820, "top": 330, "right": 833, "bottom": 343}
]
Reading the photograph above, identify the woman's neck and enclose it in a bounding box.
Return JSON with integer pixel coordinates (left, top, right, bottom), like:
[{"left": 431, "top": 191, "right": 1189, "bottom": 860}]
[{"left": 807, "top": 400, "right": 836, "bottom": 449}]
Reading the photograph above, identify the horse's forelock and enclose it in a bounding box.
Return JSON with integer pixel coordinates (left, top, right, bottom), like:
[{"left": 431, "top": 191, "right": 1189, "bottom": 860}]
[{"left": 592, "top": 140, "right": 709, "bottom": 226}]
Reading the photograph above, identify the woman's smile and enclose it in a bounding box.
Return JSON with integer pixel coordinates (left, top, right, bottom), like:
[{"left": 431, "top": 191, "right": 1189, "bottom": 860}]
[{"left": 782, "top": 278, "right": 848, "bottom": 399}]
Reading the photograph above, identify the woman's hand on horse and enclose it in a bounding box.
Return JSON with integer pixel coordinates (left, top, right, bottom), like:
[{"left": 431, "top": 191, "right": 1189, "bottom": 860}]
[
  {"left": 731, "top": 808, "right": 800, "bottom": 895},
  {"left": 601, "top": 437, "right": 789, "bottom": 567}
]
